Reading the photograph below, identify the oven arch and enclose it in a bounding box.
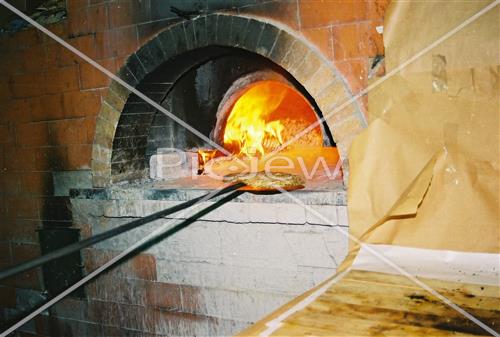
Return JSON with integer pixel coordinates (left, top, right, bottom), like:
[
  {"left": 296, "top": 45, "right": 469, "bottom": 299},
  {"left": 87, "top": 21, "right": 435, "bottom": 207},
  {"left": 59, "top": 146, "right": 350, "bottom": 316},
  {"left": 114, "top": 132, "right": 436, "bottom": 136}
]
[{"left": 91, "top": 13, "right": 366, "bottom": 187}]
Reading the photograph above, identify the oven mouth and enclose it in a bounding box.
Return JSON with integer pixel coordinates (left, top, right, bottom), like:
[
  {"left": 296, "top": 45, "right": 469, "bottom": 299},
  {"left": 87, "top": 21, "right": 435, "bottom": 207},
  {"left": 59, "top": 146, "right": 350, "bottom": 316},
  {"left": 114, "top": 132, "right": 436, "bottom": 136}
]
[{"left": 109, "top": 46, "right": 341, "bottom": 191}]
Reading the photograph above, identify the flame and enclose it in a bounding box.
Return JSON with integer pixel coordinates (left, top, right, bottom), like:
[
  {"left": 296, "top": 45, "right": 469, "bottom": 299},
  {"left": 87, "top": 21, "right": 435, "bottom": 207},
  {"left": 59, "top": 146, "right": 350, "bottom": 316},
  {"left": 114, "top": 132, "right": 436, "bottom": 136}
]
[
  {"left": 223, "top": 82, "right": 286, "bottom": 156},
  {"left": 223, "top": 81, "right": 322, "bottom": 157}
]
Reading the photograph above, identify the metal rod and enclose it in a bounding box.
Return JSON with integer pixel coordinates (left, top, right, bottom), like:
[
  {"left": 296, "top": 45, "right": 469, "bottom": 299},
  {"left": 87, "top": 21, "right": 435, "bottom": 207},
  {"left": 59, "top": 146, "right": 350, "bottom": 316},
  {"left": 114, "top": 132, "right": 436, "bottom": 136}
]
[
  {"left": 0, "top": 182, "right": 245, "bottom": 281},
  {"left": 1, "top": 188, "right": 245, "bottom": 336}
]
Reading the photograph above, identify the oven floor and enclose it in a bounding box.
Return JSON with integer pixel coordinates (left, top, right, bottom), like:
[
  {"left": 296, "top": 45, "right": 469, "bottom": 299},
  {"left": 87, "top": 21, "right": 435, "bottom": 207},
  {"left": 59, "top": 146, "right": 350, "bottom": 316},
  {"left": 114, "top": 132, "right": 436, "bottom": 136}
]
[{"left": 151, "top": 175, "right": 344, "bottom": 191}]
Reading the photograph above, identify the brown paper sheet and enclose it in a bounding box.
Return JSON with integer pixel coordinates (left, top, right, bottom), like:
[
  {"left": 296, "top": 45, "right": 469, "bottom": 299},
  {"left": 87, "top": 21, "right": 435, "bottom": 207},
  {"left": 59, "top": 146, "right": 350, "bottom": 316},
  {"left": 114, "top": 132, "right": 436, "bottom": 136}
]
[{"left": 342, "top": 1, "right": 499, "bottom": 269}]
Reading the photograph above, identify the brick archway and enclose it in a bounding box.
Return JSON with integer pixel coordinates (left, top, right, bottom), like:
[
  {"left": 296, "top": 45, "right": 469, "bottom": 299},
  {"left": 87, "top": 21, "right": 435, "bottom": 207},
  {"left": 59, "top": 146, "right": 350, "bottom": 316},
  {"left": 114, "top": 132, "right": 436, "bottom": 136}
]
[{"left": 91, "top": 13, "right": 366, "bottom": 187}]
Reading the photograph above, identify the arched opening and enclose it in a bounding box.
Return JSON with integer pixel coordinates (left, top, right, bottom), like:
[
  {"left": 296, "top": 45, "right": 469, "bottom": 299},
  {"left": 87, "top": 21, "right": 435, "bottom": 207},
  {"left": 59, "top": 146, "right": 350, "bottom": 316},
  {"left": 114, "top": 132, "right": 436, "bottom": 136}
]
[
  {"left": 110, "top": 46, "right": 339, "bottom": 185},
  {"left": 92, "top": 14, "right": 365, "bottom": 187}
]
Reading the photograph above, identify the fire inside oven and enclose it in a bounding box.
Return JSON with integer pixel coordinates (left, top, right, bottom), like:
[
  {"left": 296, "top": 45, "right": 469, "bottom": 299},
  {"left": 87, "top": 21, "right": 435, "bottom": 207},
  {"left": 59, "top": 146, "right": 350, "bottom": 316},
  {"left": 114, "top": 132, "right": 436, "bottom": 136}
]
[
  {"left": 199, "top": 77, "right": 339, "bottom": 182},
  {"left": 114, "top": 47, "right": 341, "bottom": 188}
]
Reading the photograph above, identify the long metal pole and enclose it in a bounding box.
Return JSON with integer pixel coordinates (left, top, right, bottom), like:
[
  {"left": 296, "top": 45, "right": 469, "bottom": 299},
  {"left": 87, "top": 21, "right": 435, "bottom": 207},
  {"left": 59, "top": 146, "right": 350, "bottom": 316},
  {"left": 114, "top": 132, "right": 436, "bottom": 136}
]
[
  {"left": 1, "top": 188, "right": 245, "bottom": 336},
  {"left": 0, "top": 182, "right": 245, "bottom": 281}
]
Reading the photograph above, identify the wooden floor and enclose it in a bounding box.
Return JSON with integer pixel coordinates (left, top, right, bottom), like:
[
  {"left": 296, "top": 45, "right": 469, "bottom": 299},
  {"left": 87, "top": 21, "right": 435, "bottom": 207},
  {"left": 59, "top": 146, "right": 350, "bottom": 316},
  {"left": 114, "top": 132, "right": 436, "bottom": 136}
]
[{"left": 237, "top": 269, "right": 500, "bottom": 336}]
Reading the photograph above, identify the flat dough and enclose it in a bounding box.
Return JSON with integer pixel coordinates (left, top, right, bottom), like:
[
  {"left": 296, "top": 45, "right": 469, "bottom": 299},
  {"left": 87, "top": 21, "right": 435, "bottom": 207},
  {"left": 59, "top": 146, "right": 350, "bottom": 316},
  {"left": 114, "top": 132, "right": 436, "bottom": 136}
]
[{"left": 224, "top": 171, "right": 305, "bottom": 191}]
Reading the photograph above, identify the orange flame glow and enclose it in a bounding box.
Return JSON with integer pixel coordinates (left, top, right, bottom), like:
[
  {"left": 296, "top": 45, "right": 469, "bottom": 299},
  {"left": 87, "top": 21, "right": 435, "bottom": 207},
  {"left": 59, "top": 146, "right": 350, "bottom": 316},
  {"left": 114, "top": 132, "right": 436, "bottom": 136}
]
[{"left": 223, "top": 81, "right": 322, "bottom": 157}]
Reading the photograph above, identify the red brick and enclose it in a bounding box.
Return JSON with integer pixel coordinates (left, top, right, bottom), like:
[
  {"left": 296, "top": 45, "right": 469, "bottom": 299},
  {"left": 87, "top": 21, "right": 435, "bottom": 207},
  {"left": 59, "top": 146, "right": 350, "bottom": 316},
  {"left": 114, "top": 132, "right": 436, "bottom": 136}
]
[
  {"left": 0, "top": 172, "right": 21, "bottom": 195},
  {"left": 78, "top": 223, "right": 93, "bottom": 239},
  {"left": 94, "top": 31, "right": 115, "bottom": 59},
  {"left": 15, "top": 29, "right": 42, "bottom": 49},
  {"left": 68, "top": 7, "right": 90, "bottom": 36},
  {"left": 44, "top": 66, "right": 80, "bottom": 94},
  {"left": 366, "top": 0, "right": 390, "bottom": 20},
  {"left": 67, "top": 144, "right": 92, "bottom": 169},
  {"left": 59, "top": 34, "right": 97, "bottom": 67},
  {"left": 179, "top": 284, "right": 203, "bottom": 313},
  {"left": 108, "top": 0, "right": 150, "bottom": 28},
  {"left": 48, "top": 118, "right": 88, "bottom": 145},
  {"left": 113, "top": 26, "right": 139, "bottom": 57},
  {"left": 88, "top": 3, "right": 110, "bottom": 31},
  {"left": 115, "top": 56, "right": 127, "bottom": 69},
  {"left": 22, "top": 45, "right": 48, "bottom": 73},
  {"left": 3, "top": 147, "right": 36, "bottom": 172},
  {"left": 41, "top": 21, "right": 69, "bottom": 45},
  {"left": 88, "top": 275, "right": 149, "bottom": 305},
  {"left": 62, "top": 90, "right": 101, "bottom": 118},
  {"left": 335, "top": 58, "right": 368, "bottom": 95},
  {"left": 146, "top": 282, "right": 182, "bottom": 310},
  {"left": 34, "top": 146, "right": 69, "bottom": 171},
  {"left": 14, "top": 269, "right": 43, "bottom": 290},
  {"left": 95, "top": 26, "right": 139, "bottom": 59},
  {"left": 11, "top": 243, "right": 40, "bottom": 262},
  {"left": 44, "top": 43, "right": 61, "bottom": 69},
  {"left": 16, "top": 122, "right": 49, "bottom": 147},
  {"left": 9, "top": 72, "right": 45, "bottom": 98},
  {"left": 299, "top": 0, "right": 367, "bottom": 28},
  {"left": 239, "top": 1, "right": 300, "bottom": 30},
  {"left": 130, "top": 254, "right": 157, "bottom": 281},
  {"left": 5, "top": 197, "right": 39, "bottom": 219},
  {"left": 0, "top": 76, "right": 13, "bottom": 101},
  {"left": 2, "top": 99, "right": 32, "bottom": 124},
  {"left": 0, "top": 124, "right": 15, "bottom": 144},
  {"left": 302, "top": 26, "right": 334, "bottom": 61},
  {"left": 84, "top": 116, "right": 97, "bottom": 143},
  {"left": 79, "top": 58, "right": 116, "bottom": 90},
  {"left": 95, "top": 26, "right": 138, "bottom": 59},
  {"left": 0, "top": 195, "right": 5, "bottom": 219},
  {"left": 0, "top": 50, "right": 25, "bottom": 75},
  {"left": 0, "top": 286, "right": 16, "bottom": 308},
  {"left": 367, "top": 20, "right": 384, "bottom": 55},
  {"left": 67, "top": 0, "right": 90, "bottom": 13},
  {"left": 7, "top": 219, "right": 40, "bottom": 244},
  {"left": 0, "top": 242, "right": 11, "bottom": 264},
  {"left": 21, "top": 172, "right": 54, "bottom": 196},
  {"left": 30, "top": 94, "right": 65, "bottom": 121},
  {"left": 84, "top": 250, "right": 157, "bottom": 280},
  {"left": 137, "top": 20, "right": 177, "bottom": 45},
  {"left": 332, "top": 22, "right": 383, "bottom": 60}
]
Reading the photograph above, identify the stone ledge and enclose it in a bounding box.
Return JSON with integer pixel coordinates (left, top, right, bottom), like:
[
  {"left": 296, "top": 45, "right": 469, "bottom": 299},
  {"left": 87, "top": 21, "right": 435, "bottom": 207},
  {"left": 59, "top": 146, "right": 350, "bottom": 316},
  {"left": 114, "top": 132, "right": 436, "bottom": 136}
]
[
  {"left": 268, "top": 30, "right": 297, "bottom": 65},
  {"left": 156, "top": 29, "right": 179, "bottom": 56},
  {"left": 240, "top": 18, "right": 265, "bottom": 52},
  {"left": 280, "top": 40, "right": 310, "bottom": 75},
  {"left": 192, "top": 16, "right": 208, "bottom": 48},
  {"left": 215, "top": 14, "right": 233, "bottom": 45},
  {"left": 315, "top": 80, "right": 349, "bottom": 113},
  {"left": 205, "top": 14, "right": 219, "bottom": 45},
  {"left": 124, "top": 53, "right": 147, "bottom": 84},
  {"left": 135, "top": 37, "right": 165, "bottom": 74},
  {"left": 183, "top": 21, "right": 196, "bottom": 50},
  {"left": 303, "top": 64, "right": 338, "bottom": 98},
  {"left": 255, "top": 23, "right": 281, "bottom": 57},
  {"left": 168, "top": 23, "right": 189, "bottom": 54},
  {"left": 70, "top": 183, "right": 347, "bottom": 206},
  {"left": 228, "top": 16, "right": 250, "bottom": 47}
]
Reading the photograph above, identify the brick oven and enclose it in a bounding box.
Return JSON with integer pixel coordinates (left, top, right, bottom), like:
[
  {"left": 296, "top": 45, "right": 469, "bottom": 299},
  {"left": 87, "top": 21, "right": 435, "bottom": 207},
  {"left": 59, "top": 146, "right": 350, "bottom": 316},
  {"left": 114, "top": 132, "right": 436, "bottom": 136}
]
[{"left": 0, "top": 1, "right": 387, "bottom": 336}]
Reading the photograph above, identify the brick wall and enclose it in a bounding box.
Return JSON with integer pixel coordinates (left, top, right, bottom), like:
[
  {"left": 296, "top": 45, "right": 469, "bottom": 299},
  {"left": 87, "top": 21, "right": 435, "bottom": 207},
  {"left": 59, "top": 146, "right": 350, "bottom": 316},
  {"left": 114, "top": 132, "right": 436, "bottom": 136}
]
[
  {"left": 0, "top": 0, "right": 389, "bottom": 335},
  {"left": 62, "top": 193, "right": 350, "bottom": 336}
]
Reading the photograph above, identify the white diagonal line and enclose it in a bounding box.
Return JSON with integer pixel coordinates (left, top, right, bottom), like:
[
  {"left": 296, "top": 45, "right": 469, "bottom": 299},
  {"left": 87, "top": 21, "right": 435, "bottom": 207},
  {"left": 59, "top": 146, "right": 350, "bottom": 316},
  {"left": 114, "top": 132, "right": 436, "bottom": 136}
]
[
  {"left": 264, "top": 0, "right": 499, "bottom": 158},
  {"left": 0, "top": 183, "right": 235, "bottom": 337},
  {"left": 2, "top": 0, "right": 498, "bottom": 335},
  {"left": 280, "top": 190, "right": 500, "bottom": 337},
  {"left": 0, "top": 0, "right": 232, "bottom": 158}
]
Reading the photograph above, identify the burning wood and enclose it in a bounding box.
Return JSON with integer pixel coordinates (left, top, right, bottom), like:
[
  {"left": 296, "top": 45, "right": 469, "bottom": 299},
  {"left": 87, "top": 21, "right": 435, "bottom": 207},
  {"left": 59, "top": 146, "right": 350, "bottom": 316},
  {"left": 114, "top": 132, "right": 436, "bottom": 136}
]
[{"left": 197, "top": 80, "right": 340, "bottom": 184}]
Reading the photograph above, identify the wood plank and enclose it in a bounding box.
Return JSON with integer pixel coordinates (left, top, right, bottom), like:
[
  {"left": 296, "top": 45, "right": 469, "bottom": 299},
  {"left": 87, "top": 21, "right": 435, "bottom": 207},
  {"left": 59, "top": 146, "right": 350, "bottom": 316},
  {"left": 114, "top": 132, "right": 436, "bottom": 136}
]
[{"left": 236, "top": 269, "right": 500, "bottom": 337}]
